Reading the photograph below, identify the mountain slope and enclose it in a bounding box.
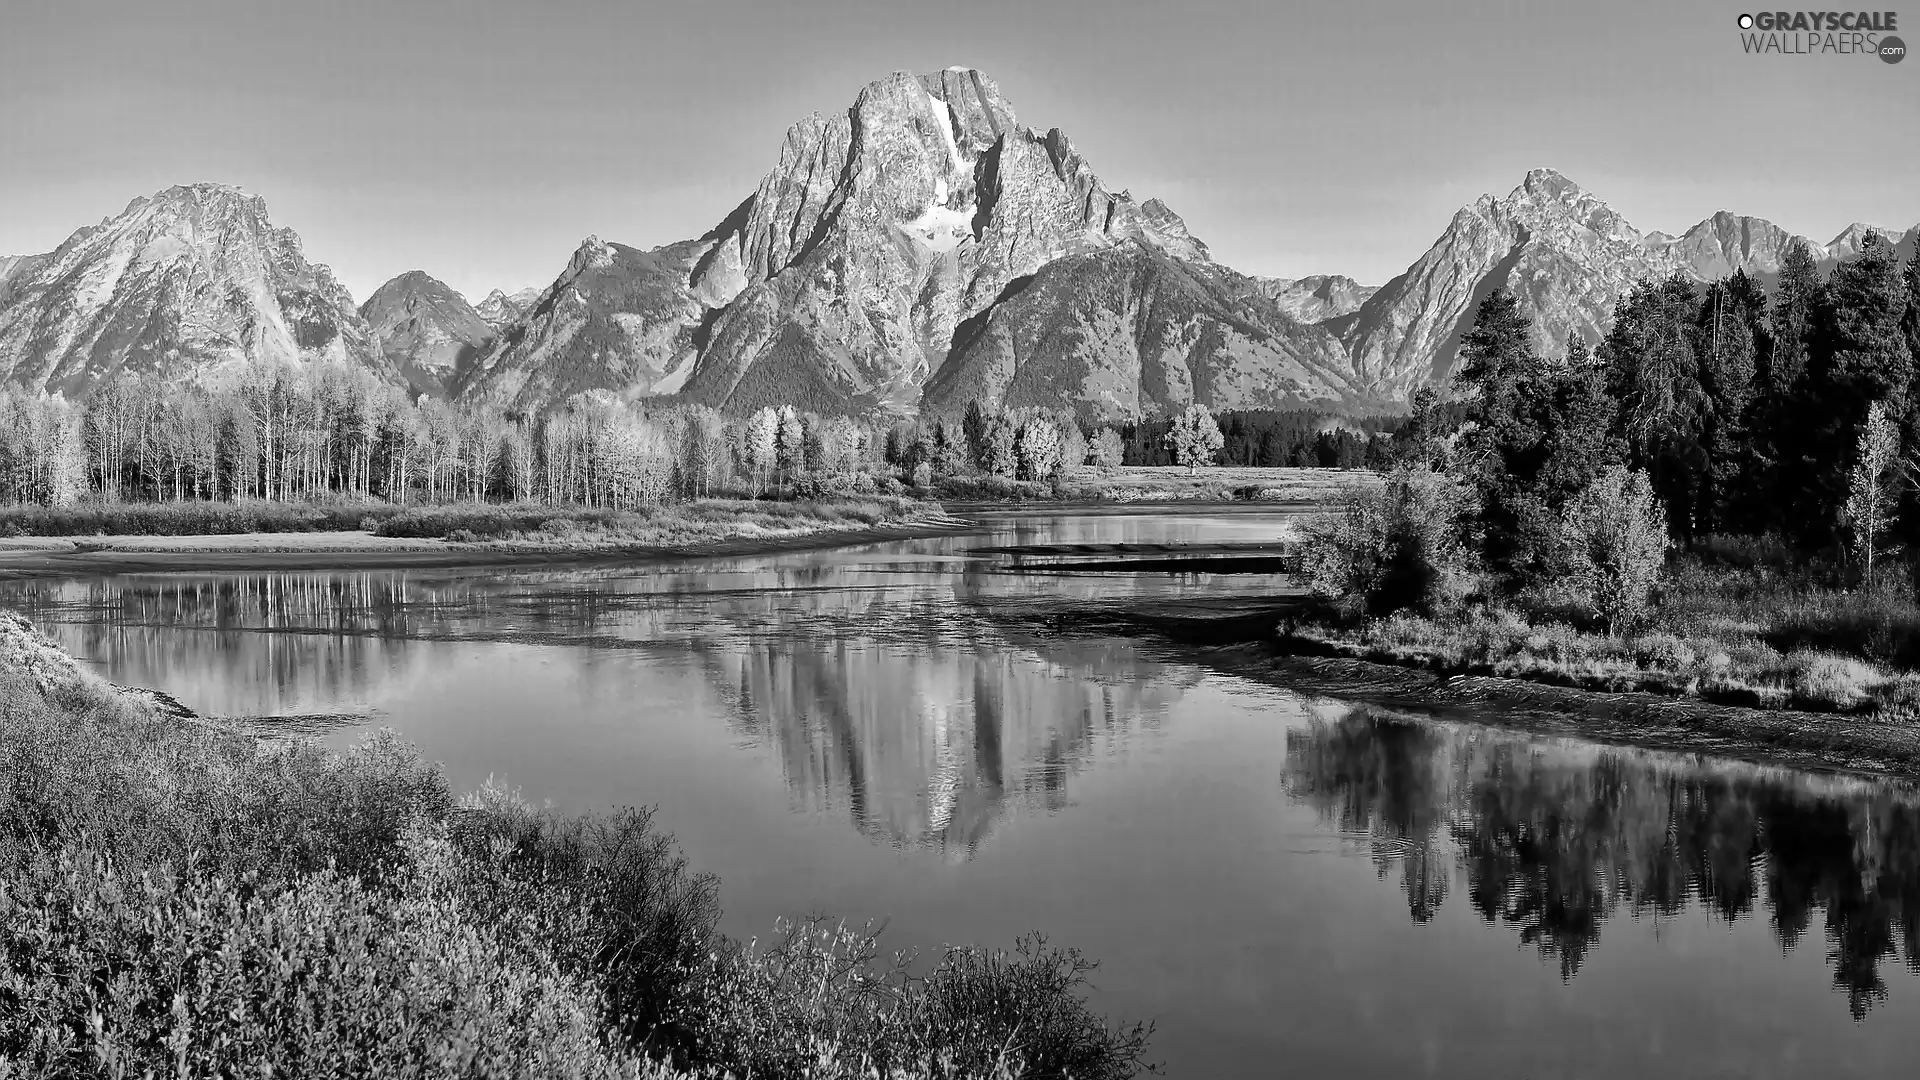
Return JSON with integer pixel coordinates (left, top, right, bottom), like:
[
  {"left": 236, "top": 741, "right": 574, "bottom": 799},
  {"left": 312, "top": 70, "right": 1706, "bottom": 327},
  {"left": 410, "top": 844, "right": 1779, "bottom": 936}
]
[
  {"left": 0, "top": 184, "right": 395, "bottom": 394},
  {"left": 1337, "top": 169, "right": 1690, "bottom": 391},
  {"left": 1254, "top": 275, "right": 1379, "bottom": 323},
  {"left": 1649, "top": 210, "right": 1807, "bottom": 284},
  {"left": 360, "top": 270, "right": 496, "bottom": 398},
  {"left": 921, "top": 241, "right": 1366, "bottom": 421},
  {"left": 460, "top": 68, "right": 1234, "bottom": 417},
  {"left": 1328, "top": 172, "right": 1920, "bottom": 399},
  {"left": 453, "top": 236, "right": 720, "bottom": 412},
  {"left": 476, "top": 286, "right": 541, "bottom": 329}
]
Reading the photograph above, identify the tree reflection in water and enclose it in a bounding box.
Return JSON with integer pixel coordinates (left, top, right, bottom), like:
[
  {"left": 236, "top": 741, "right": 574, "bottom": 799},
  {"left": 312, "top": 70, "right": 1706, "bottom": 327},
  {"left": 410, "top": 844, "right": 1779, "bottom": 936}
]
[{"left": 1284, "top": 710, "right": 1920, "bottom": 1018}]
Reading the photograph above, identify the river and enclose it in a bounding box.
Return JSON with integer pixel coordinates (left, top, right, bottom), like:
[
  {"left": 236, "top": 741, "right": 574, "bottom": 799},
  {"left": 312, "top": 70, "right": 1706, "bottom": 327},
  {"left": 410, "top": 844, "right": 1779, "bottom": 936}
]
[{"left": 4, "top": 507, "right": 1918, "bottom": 1078}]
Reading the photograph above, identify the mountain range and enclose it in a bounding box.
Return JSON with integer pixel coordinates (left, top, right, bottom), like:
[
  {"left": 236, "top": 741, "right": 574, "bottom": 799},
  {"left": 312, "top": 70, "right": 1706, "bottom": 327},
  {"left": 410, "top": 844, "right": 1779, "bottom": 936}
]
[{"left": 1, "top": 67, "right": 1914, "bottom": 418}]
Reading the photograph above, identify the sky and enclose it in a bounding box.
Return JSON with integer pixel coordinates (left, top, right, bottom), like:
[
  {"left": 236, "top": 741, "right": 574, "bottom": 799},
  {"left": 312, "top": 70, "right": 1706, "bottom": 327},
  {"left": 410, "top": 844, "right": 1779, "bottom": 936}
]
[{"left": 3, "top": 0, "right": 1916, "bottom": 303}]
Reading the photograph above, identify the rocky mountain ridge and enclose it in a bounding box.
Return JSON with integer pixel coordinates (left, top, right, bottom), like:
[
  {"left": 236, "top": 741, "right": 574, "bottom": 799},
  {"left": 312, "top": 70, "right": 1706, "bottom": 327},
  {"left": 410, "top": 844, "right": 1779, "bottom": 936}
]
[
  {"left": 455, "top": 68, "right": 1225, "bottom": 417},
  {"left": 1332, "top": 169, "right": 1919, "bottom": 393},
  {"left": 358, "top": 270, "right": 497, "bottom": 399},
  {"left": 475, "top": 286, "right": 541, "bottom": 329},
  {"left": 3, "top": 70, "right": 1915, "bottom": 415},
  {"left": 0, "top": 183, "right": 395, "bottom": 394}
]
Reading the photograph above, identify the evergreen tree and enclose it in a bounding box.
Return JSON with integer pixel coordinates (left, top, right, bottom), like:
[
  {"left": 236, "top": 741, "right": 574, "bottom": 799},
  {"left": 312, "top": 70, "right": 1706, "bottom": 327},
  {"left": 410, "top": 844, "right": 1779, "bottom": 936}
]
[
  {"left": 1602, "top": 276, "right": 1708, "bottom": 547},
  {"left": 1536, "top": 336, "right": 1622, "bottom": 510},
  {"left": 1810, "top": 235, "right": 1915, "bottom": 545},
  {"left": 1696, "top": 280, "right": 1759, "bottom": 534},
  {"left": 1751, "top": 238, "right": 1825, "bottom": 537},
  {"left": 1455, "top": 289, "right": 1558, "bottom": 579},
  {"left": 1904, "top": 246, "right": 1920, "bottom": 372},
  {"left": 962, "top": 400, "right": 991, "bottom": 472}
]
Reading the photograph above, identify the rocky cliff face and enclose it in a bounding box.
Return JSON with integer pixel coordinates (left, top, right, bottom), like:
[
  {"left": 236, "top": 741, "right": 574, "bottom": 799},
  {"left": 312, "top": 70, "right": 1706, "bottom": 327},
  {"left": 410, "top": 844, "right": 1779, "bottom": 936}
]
[
  {"left": 1336, "top": 169, "right": 1690, "bottom": 391},
  {"left": 1254, "top": 275, "right": 1379, "bottom": 323},
  {"left": 475, "top": 286, "right": 541, "bottom": 329},
  {"left": 359, "top": 271, "right": 496, "bottom": 398},
  {"left": 460, "top": 68, "right": 1226, "bottom": 418},
  {"left": 921, "top": 241, "right": 1366, "bottom": 422},
  {"left": 1822, "top": 222, "right": 1918, "bottom": 266},
  {"left": 0, "top": 183, "right": 396, "bottom": 394},
  {"left": 453, "top": 236, "right": 719, "bottom": 412}
]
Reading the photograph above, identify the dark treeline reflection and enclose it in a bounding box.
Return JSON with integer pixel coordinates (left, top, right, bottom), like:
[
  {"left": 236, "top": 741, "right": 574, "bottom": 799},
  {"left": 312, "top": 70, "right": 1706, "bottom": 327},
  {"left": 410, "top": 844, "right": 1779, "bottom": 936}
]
[
  {"left": 1285, "top": 711, "right": 1920, "bottom": 1018},
  {"left": 0, "top": 547, "right": 1196, "bottom": 855}
]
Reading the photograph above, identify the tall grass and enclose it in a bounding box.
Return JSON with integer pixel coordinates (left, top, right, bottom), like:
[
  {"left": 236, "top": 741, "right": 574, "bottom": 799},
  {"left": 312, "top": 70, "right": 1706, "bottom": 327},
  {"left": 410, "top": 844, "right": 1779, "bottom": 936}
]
[
  {"left": 0, "top": 611, "right": 1152, "bottom": 1078},
  {"left": 373, "top": 497, "right": 929, "bottom": 543},
  {"left": 0, "top": 499, "right": 401, "bottom": 537},
  {"left": 1284, "top": 543, "right": 1920, "bottom": 715}
]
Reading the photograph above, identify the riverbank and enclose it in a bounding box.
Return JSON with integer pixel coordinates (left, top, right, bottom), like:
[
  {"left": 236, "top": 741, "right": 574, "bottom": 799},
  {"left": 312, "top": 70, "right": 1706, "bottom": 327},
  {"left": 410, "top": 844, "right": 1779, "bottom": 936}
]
[
  {"left": 0, "top": 504, "right": 978, "bottom": 574},
  {"left": 1048, "top": 597, "right": 1920, "bottom": 780},
  {"left": 0, "top": 609, "right": 1151, "bottom": 1077},
  {"left": 938, "top": 465, "right": 1374, "bottom": 505}
]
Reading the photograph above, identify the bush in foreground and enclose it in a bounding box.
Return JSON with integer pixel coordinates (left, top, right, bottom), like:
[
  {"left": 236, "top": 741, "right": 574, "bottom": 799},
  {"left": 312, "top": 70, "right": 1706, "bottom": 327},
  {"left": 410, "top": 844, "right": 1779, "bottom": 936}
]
[{"left": 0, "top": 612, "right": 1151, "bottom": 1079}]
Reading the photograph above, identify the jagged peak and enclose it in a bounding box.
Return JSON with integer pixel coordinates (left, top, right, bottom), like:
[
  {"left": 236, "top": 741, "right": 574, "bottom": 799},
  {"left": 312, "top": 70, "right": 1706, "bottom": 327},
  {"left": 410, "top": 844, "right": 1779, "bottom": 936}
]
[
  {"left": 1517, "top": 167, "right": 1584, "bottom": 202},
  {"left": 1828, "top": 221, "right": 1901, "bottom": 247},
  {"left": 129, "top": 182, "right": 270, "bottom": 219},
  {"left": 565, "top": 235, "right": 617, "bottom": 277}
]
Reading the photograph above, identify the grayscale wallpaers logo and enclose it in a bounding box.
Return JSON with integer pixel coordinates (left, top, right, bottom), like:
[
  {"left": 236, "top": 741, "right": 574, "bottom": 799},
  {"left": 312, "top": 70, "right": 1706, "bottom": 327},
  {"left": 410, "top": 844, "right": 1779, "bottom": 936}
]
[{"left": 1736, "top": 11, "right": 1905, "bottom": 61}]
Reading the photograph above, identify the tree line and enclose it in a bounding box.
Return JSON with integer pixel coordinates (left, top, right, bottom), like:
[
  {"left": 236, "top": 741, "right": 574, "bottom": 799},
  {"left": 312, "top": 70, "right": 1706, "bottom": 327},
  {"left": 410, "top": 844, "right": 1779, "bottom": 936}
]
[
  {"left": 1119, "top": 409, "right": 1397, "bottom": 469},
  {"left": 0, "top": 367, "right": 908, "bottom": 510},
  {"left": 1459, "top": 232, "right": 1918, "bottom": 581},
  {"left": 1307, "top": 232, "right": 1920, "bottom": 624}
]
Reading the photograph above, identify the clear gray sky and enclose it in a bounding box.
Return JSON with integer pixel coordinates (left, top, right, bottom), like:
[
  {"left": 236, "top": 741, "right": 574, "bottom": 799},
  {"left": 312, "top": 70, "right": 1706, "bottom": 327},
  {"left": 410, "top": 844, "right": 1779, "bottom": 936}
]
[{"left": 3, "top": 0, "right": 1915, "bottom": 303}]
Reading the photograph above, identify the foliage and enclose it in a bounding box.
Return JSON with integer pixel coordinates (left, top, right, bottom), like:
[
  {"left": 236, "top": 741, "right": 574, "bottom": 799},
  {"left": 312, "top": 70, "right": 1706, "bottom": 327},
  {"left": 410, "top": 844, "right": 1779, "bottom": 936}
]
[
  {"left": 372, "top": 498, "right": 923, "bottom": 542},
  {"left": 0, "top": 612, "right": 1154, "bottom": 1078},
  {"left": 673, "top": 920, "right": 1152, "bottom": 1080},
  {"left": 1457, "top": 291, "right": 1623, "bottom": 584},
  {"left": 0, "top": 499, "right": 400, "bottom": 538},
  {"left": 1162, "top": 404, "right": 1224, "bottom": 472},
  {"left": 0, "top": 370, "right": 915, "bottom": 519},
  {"left": 1015, "top": 413, "right": 1063, "bottom": 481},
  {"left": 1089, "top": 428, "right": 1124, "bottom": 471},
  {"left": 1846, "top": 399, "right": 1904, "bottom": 590},
  {"left": 1561, "top": 465, "right": 1671, "bottom": 634},
  {"left": 1293, "top": 467, "right": 1477, "bottom": 617},
  {"left": 1121, "top": 408, "right": 1399, "bottom": 469}
]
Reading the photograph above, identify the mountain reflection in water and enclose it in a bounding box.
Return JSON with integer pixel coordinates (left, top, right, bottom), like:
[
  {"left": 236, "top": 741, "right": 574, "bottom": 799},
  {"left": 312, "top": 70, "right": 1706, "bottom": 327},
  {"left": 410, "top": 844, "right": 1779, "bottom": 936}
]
[
  {"left": 7, "top": 510, "right": 1920, "bottom": 1072},
  {"left": 1286, "top": 710, "right": 1920, "bottom": 1018},
  {"left": 0, "top": 553, "right": 1204, "bottom": 858}
]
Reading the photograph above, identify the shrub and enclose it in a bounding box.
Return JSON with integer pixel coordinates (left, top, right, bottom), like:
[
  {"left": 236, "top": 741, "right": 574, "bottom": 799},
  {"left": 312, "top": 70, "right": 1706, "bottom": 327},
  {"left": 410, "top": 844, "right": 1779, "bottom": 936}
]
[
  {"left": 1561, "top": 466, "right": 1671, "bottom": 634},
  {"left": 1787, "top": 650, "right": 1883, "bottom": 710},
  {"left": 673, "top": 919, "right": 1152, "bottom": 1080},
  {"left": 0, "top": 612, "right": 1151, "bottom": 1076},
  {"left": 0, "top": 500, "right": 402, "bottom": 538},
  {"left": 1294, "top": 466, "right": 1476, "bottom": 617},
  {"left": 0, "top": 837, "right": 662, "bottom": 1079}
]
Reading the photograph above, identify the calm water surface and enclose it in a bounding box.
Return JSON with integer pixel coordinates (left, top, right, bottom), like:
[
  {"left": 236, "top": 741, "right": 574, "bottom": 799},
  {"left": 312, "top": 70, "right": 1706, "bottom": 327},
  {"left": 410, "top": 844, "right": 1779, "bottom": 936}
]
[{"left": 5, "top": 508, "right": 1919, "bottom": 1078}]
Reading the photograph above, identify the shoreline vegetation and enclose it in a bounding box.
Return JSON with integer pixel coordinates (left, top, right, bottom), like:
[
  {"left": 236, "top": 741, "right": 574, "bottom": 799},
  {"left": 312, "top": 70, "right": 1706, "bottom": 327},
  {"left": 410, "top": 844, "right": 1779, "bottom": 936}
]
[
  {"left": 1256, "top": 238, "right": 1920, "bottom": 773},
  {"left": 0, "top": 497, "right": 980, "bottom": 573},
  {"left": 0, "top": 610, "right": 1154, "bottom": 1078},
  {"left": 1072, "top": 599, "right": 1920, "bottom": 780}
]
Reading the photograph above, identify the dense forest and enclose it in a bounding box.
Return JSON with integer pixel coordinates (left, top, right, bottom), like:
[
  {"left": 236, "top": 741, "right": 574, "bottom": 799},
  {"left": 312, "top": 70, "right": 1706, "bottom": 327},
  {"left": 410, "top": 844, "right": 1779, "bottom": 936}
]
[
  {"left": 1302, "top": 230, "right": 1920, "bottom": 640},
  {"left": 1445, "top": 232, "right": 1920, "bottom": 574}
]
